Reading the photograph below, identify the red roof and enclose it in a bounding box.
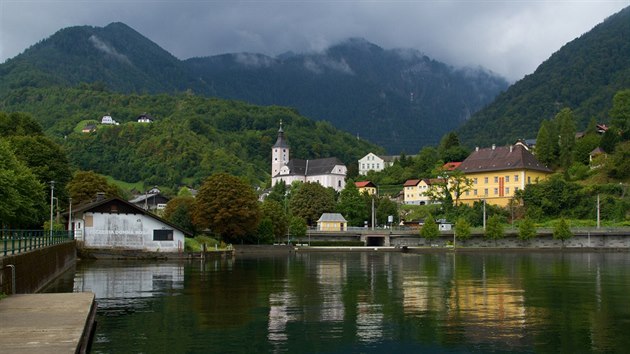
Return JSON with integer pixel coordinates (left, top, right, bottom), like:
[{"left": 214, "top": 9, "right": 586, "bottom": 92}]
[
  {"left": 403, "top": 179, "right": 421, "bottom": 187},
  {"left": 442, "top": 162, "right": 461, "bottom": 171},
  {"left": 355, "top": 181, "right": 376, "bottom": 188}
]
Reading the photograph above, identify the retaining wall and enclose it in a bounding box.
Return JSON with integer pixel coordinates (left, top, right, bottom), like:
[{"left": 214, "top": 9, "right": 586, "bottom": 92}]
[
  {"left": 390, "top": 234, "right": 630, "bottom": 249},
  {"left": 0, "top": 241, "right": 76, "bottom": 294}
]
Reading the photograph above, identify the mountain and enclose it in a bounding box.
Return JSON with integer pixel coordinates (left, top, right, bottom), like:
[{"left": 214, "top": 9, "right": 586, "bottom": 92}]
[
  {"left": 0, "top": 25, "right": 508, "bottom": 154},
  {"left": 458, "top": 6, "right": 630, "bottom": 148},
  {"left": 185, "top": 38, "right": 508, "bottom": 153}
]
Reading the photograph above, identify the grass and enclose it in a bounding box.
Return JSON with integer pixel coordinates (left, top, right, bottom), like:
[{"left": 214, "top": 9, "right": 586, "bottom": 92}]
[
  {"left": 103, "top": 175, "right": 145, "bottom": 193},
  {"left": 185, "top": 236, "right": 223, "bottom": 252},
  {"left": 72, "top": 119, "right": 99, "bottom": 133}
]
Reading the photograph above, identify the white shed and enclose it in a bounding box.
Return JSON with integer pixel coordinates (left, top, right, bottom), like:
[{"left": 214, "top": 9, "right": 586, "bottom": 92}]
[{"left": 69, "top": 196, "right": 190, "bottom": 252}]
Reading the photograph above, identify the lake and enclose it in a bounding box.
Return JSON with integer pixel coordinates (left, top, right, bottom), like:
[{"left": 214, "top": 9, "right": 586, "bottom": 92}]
[{"left": 44, "top": 251, "right": 630, "bottom": 353}]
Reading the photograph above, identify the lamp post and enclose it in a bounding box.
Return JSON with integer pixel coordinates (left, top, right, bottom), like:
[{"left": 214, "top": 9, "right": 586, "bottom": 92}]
[
  {"left": 482, "top": 199, "right": 487, "bottom": 230},
  {"left": 49, "top": 181, "right": 55, "bottom": 238},
  {"left": 68, "top": 198, "right": 73, "bottom": 238}
]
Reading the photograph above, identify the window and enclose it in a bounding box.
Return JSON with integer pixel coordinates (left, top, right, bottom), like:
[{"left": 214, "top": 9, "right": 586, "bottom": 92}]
[
  {"left": 153, "top": 229, "right": 173, "bottom": 241},
  {"left": 484, "top": 177, "right": 488, "bottom": 184},
  {"left": 362, "top": 164, "right": 365, "bottom": 169},
  {"left": 515, "top": 175, "right": 519, "bottom": 182},
  {"left": 473, "top": 189, "right": 478, "bottom": 196},
  {"left": 505, "top": 187, "right": 510, "bottom": 195},
  {"left": 494, "top": 176, "right": 499, "bottom": 183},
  {"left": 505, "top": 175, "right": 510, "bottom": 183},
  {"left": 515, "top": 187, "right": 519, "bottom": 192},
  {"left": 484, "top": 188, "right": 488, "bottom": 196},
  {"left": 473, "top": 178, "right": 478, "bottom": 184},
  {"left": 465, "top": 191, "right": 469, "bottom": 196},
  {"left": 527, "top": 176, "right": 531, "bottom": 184},
  {"left": 494, "top": 188, "right": 498, "bottom": 195}
]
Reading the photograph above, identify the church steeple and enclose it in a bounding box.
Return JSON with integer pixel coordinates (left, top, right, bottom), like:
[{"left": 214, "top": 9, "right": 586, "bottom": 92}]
[{"left": 271, "top": 120, "right": 290, "bottom": 179}]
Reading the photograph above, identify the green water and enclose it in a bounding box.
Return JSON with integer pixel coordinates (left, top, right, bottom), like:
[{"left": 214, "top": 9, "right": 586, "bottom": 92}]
[{"left": 47, "top": 252, "right": 630, "bottom": 353}]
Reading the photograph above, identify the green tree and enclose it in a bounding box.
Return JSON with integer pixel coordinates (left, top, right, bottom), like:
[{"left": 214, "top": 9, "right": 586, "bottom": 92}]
[
  {"left": 67, "top": 170, "right": 121, "bottom": 205},
  {"left": 605, "top": 141, "right": 630, "bottom": 179},
  {"left": 0, "top": 139, "right": 46, "bottom": 227},
  {"left": 610, "top": 89, "right": 630, "bottom": 139},
  {"left": 553, "top": 218, "right": 573, "bottom": 246},
  {"left": 256, "top": 218, "right": 275, "bottom": 244},
  {"left": 535, "top": 120, "right": 557, "bottom": 167},
  {"left": 376, "top": 197, "right": 399, "bottom": 228},
  {"left": 455, "top": 217, "right": 471, "bottom": 241},
  {"left": 266, "top": 180, "right": 288, "bottom": 204},
  {"left": 438, "top": 132, "right": 469, "bottom": 162},
  {"left": 193, "top": 173, "right": 261, "bottom": 243},
  {"left": 289, "top": 215, "right": 307, "bottom": 240},
  {"left": 556, "top": 108, "right": 576, "bottom": 169},
  {"left": 0, "top": 112, "right": 44, "bottom": 137},
  {"left": 289, "top": 182, "right": 336, "bottom": 226},
  {"left": 485, "top": 215, "right": 505, "bottom": 246},
  {"left": 163, "top": 196, "right": 196, "bottom": 233},
  {"left": 518, "top": 217, "right": 537, "bottom": 242},
  {"left": 336, "top": 182, "right": 369, "bottom": 226},
  {"left": 260, "top": 199, "right": 288, "bottom": 240},
  {"left": 421, "top": 214, "right": 440, "bottom": 241}
]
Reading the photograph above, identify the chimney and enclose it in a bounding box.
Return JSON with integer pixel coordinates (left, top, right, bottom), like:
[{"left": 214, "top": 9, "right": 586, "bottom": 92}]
[
  {"left": 96, "top": 192, "right": 106, "bottom": 201},
  {"left": 475, "top": 146, "right": 479, "bottom": 151},
  {"left": 492, "top": 144, "right": 496, "bottom": 150}
]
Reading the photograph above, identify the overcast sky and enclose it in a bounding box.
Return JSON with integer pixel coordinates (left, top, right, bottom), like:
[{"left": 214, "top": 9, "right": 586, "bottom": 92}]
[{"left": 1, "top": 1, "right": 628, "bottom": 81}]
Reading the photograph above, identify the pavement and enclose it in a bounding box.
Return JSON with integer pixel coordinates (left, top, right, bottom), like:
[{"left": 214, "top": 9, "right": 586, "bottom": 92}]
[{"left": 0, "top": 292, "right": 96, "bottom": 354}]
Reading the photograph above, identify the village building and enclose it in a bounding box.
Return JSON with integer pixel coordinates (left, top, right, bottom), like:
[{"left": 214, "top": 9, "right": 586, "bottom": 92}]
[
  {"left": 271, "top": 122, "right": 347, "bottom": 192},
  {"left": 69, "top": 195, "right": 190, "bottom": 252},
  {"left": 101, "top": 115, "right": 119, "bottom": 125},
  {"left": 317, "top": 213, "right": 348, "bottom": 231},
  {"left": 81, "top": 124, "right": 96, "bottom": 133},
  {"left": 403, "top": 178, "right": 442, "bottom": 205},
  {"left": 137, "top": 113, "right": 154, "bottom": 123},
  {"left": 355, "top": 181, "right": 377, "bottom": 195},
  {"left": 128, "top": 187, "right": 170, "bottom": 212},
  {"left": 358, "top": 153, "right": 415, "bottom": 175},
  {"left": 456, "top": 143, "right": 552, "bottom": 207}
]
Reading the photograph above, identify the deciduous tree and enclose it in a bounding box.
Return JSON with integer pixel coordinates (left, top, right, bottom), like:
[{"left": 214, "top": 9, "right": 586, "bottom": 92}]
[
  {"left": 67, "top": 170, "right": 120, "bottom": 205},
  {"left": 289, "top": 182, "right": 336, "bottom": 226},
  {"left": 421, "top": 214, "right": 440, "bottom": 241}
]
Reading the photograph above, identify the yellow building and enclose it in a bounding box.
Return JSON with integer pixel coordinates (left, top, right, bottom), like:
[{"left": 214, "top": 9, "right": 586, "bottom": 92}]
[
  {"left": 317, "top": 213, "right": 348, "bottom": 231},
  {"left": 355, "top": 181, "right": 377, "bottom": 195},
  {"left": 456, "top": 143, "right": 552, "bottom": 207},
  {"left": 403, "top": 178, "right": 443, "bottom": 205}
]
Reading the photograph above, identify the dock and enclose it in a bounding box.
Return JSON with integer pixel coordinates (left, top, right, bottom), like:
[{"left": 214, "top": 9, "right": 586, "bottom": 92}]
[{"left": 0, "top": 292, "right": 96, "bottom": 354}]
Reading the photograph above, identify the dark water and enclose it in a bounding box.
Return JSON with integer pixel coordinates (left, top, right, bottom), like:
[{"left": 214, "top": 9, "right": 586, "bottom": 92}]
[{"left": 45, "top": 252, "right": 630, "bottom": 353}]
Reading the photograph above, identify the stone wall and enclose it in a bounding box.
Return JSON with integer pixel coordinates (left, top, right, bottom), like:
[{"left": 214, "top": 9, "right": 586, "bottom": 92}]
[
  {"left": 390, "top": 234, "right": 630, "bottom": 249},
  {"left": 0, "top": 242, "right": 76, "bottom": 294}
]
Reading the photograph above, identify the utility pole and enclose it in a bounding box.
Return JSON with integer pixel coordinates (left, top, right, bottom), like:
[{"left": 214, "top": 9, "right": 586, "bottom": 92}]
[
  {"left": 68, "top": 198, "right": 72, "bottom": 238},
  {"left": 49, "top": 180, "right": 55, "bottom": 238},
  {"left": 482, "top": 199, "right": 486, "bottom": 230},
  {"left": 371, "top": 197, "right": 375, "bottom": 231},
  {"left": 596, "top": 194, "right": 600, "bottom": 229}
]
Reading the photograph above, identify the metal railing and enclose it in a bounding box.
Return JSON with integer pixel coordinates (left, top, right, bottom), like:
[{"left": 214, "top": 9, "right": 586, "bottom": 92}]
[{"left": 1, "top": 229, "right": 75, "bottom": 257}]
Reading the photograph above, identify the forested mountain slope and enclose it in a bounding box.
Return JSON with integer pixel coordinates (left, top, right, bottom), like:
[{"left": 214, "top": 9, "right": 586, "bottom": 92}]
[
  {"left": 458, "top": 6, "right": 630, "bottom": 147},
  {"left": 0, "top": 87, "right": 380, "bottom": 188}
]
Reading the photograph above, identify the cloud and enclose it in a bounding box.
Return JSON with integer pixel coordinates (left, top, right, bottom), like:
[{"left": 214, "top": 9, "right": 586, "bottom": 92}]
[
  {"left": 88, "top": 35, "right": 131, "bottom": 65},
  {"left": 1, "top": 1, "right": 627, "bottom": 81}
]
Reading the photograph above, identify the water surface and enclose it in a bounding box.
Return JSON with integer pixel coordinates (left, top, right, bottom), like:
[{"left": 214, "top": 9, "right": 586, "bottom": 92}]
[{"left": 46, "top": 252, "right": 630, "bottom": 353}]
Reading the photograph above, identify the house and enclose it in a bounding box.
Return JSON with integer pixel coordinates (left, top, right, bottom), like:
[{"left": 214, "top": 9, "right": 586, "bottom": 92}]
[
  {"left": 358, "top": 153, "right": 415, "bottom": 175},
  {"left": 403, "top": 178, "right": 442, "bottom": 205},
  {"left": 317, "top": 213, "right": 348, "bottom": 231},
  {"left": 271, "top": 122, "right": 347, "bottom": 192},
  {"left": 596, "top": 124, "right": 609, "bottom": 134},
  {"left": 137, "top": 113, "right": 154, "bottom": 123},
  {"left": 69, "top": 195, "right": 190, "bottom": 252},
  {"left": 82, "top": 124, "right": 96, "bottom": 133},
  {"left": 101, "top": 115, "right": 119, "bottom": 125},
  {"left": 589, "top": 147, "right": 606, "bottom": 169},
  {"left": 355, "top": 181, "right": 377, "bottom": 195},
  {"left": 129, "top": 191, "right": 170, "bottom": 212},
  {"left": 456, "top": 143, "right": 552, "bottom": 207}
]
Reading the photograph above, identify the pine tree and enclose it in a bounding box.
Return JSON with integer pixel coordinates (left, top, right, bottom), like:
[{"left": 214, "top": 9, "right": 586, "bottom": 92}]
[
  {"left": 421, "top": 214, "right": 440, "bottom": 242},
  {"left": 535, "top": 120, "right": 556, "bottom": 167},
  {"left": 556, "top": 108, "right": 576, "bottom": 169}
]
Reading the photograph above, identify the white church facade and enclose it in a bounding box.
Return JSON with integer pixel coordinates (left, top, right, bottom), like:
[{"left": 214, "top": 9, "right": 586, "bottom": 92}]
[{"left": 271, "top": 122, "right": 347, "bottom": 192}]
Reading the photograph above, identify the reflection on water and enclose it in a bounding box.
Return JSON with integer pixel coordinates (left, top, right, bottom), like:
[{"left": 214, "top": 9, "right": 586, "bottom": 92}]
[{"left": 45, "top": 252, "right": 630, "bottom": 353}]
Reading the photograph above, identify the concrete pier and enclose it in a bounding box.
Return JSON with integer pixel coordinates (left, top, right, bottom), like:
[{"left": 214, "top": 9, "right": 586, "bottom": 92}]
[{"left": 0, "top": 292, "right": 96, "bottom": 354}]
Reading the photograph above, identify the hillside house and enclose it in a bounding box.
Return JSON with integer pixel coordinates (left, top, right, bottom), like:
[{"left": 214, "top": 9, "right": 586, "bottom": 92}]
[
  {"left": 355, "top": 181, "right": 377, "bottom": 195},
  {"left": 271, "top": 122, "right": 347, "bottom": 192},
  {"left": 403, "top": 178, "right": 442, "bottom": 205},
  {"left": 101, "top": 115, "right": 119, "bottom": 125},
  {"left": 456, "top": 143, "right": 552, "bottom": 207},
  {"left": 129, "top": 191, "right": 170, "bottom": 212},
  {"left": 82, "top": 124, "right": 96, "bottom": 133},
  {"left": 137, "top": 113, "right": 154, "bottom": 123},
  {"left": 69, "top": 196, "right": 190, "bottom": 252}
]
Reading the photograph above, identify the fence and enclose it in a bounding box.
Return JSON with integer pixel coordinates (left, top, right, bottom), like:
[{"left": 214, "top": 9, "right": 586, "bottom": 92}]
[{"left": 1, "top": 229, "right": 75, "bottom": 256}]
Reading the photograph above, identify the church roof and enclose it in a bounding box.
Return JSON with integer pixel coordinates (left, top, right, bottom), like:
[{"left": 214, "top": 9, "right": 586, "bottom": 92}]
[
  {"left": 281, "top": 157, "right": 345, "bottom": 177},
  {"left": 272, "top": 123, "right": 289, "bottom": 148},
  {"left": 457, "top": 144, "right": 552, "bottom": 174}
]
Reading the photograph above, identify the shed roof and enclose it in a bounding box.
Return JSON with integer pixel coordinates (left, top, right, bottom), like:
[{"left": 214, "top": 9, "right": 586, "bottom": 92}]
[{"left": 317, "top": 213, "right": 347, "bottom": 223}]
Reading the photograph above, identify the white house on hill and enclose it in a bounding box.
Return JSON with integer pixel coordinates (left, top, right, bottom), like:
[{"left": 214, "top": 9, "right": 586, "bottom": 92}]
[{"left": 271, "top": 122, "right": 347, "bottom": 191}]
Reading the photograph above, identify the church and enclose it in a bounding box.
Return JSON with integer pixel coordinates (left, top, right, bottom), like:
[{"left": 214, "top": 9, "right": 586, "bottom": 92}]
[{"left": 271, "top": 122, "right": 347, "bottom": 192}]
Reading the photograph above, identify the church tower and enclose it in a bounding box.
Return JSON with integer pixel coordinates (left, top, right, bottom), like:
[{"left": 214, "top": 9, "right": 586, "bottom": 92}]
[{"left": 271, "top": 121, "right": 289, "bottom": 179}]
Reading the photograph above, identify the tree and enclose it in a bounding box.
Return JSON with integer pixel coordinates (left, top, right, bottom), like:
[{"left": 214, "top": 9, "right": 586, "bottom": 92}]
[
  {"left": 67, "top": 170, "right": 120, "bottom": 205},
  {"left": 266, "top": 180, "right": 288, "bottom": 204},
  {"left": 438, "top": 132, "right": 469, "bottom": 162},
  {"left": 164, "top": 196, "right": 196, "bottom": 234},
  {"left": 336, "top": 182, "right": 369, "bottom": 226},
  {"left": 0, "top": 112, "right": 44, "bottom": 138},
  {"left": 425, "top": 169, "right": 472, "bottom": 208},
  {"left": 535, "top": 120, "right": 557, "bottom": 167},
  {"left": 605, "top": 141, "right": 630, "bottom": 180},
  {"left": 556, "top": 108, "right": 576, "bottom": 169},
  {"left": 518, "top": 217, "right": 537, "bottom": 242},
  {"left": 421, "top": 214, "right": 440, "bottom": 242},
  {"left": 289, "top": 182, "right": 336, "bottom": 226},
  {"left": 455, "top": 217, "right": 471, "bottom": 241},
  {"left": 260, "top": 199, "right": 288, "bottom": 240},
  {"left": 289, "top": 215, "right": 307, "bottom": 240},
  {"left": 485, "top": 215, "right": 505, "bottom": 246},
  {"left": 553, "top": 218, "right": 573, "bottom": 246},
  {"left": 0, "top": 139, "right": 46, "bottom": 227},
  {"left": 193, "top": 173, "right": 261, "bottom": 243},
  {"left": 610, "top": 89, "right": 630, "bottom": 139},
  {"left": 376, "top": 197, "right": 399, "bottom": 228},
  {"left": 256, "top": 218, "right": 275, "bottom": 244}
]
